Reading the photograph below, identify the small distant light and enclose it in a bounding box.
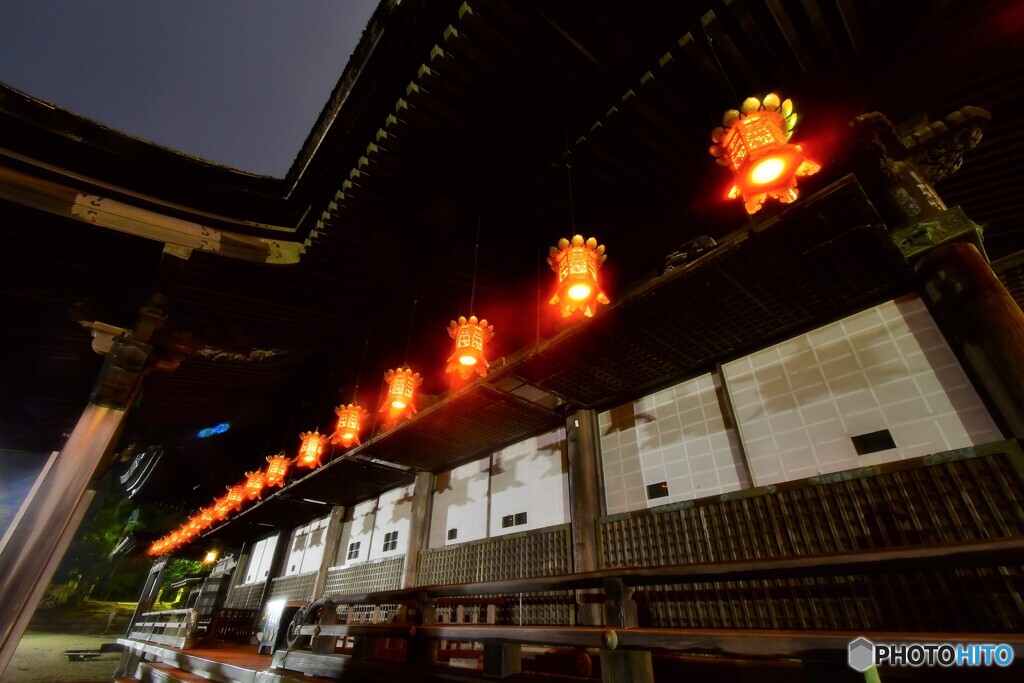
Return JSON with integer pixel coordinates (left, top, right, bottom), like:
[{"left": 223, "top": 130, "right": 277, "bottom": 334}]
[
  {"left": 197, "top": 422, "right": 230, "bottom": 438},
  {"left": 202, "top": 549, "right": 219, "bottom": 564}
]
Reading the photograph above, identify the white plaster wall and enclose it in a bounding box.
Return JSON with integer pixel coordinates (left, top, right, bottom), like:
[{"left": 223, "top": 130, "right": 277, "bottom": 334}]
[
  {"left": 368, "top": 483, "right": 415, "bottom": 561},
  {"left": 243, "top": 534, "right": 278, "bottom": 584},
  {"left": 283, "top": 515, "right": 330, "bottom": 576},
  {"left": 335, "top": 498, "right": 377, "bottom": 567},
  {"left": 429, "top": 456, "right": 490, "bottom": 548},
  {"left": 489, "top": 427, "right": 570, "bottom": 536},
  {"left": 721, "top": 296, "right": 1002, "bottom": 486},
  {"left": 600, "top": 373, "right": 750, "bottom": 515}
]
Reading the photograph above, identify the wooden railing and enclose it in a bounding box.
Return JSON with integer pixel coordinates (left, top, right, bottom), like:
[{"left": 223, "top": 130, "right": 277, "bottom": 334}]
[
  {"left": 276, "top": 536, "right": 1024, "bottom": 681},
  {"left": 128, "top": 608, "right": 198, "bottom": 649},
  {"left": 198, "top": 607, "right": 259, "bottom": 643}
]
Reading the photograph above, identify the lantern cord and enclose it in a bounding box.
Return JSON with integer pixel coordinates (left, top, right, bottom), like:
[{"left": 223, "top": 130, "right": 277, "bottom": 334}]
[
  {"left": 565, "top": 131, "right": 576, "bottom": 232},
  {"left": 535, "top": 246, "right": 542, "bottom": 344},
  {"left": 279, "top": 393, "right": 300, "bottom": 452},
  {"left": 695, "top": 0, "right": 738, "bottom": 106},
  {"left": 402, "top": 276, "right": 420, "bottom": 368},
  {"left": 316, "top": 348, "right": 337, "bottom": 426},
  {"left": 468, "top": 215, "right": 481, "bottom": 316},
  {"left": 351, "top": 333, "right": 370, "bottom": 403}
]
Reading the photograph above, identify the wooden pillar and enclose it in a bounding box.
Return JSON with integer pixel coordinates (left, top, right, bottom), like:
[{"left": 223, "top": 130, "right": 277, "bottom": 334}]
[
  {"left": 401, "top": 471, "right": 434, "bottom": 589},
  {"left": 599, "top": 579, "right": 653, "bottom": 683},
  {"left": 223, "top": 541, "right": 251, "bottom": 604},
  {"left": 312, "top": 506, "right": 346, "bottom": 599},
  {"left": 126, "top": 557, "right": 169, "bottom": 632},
  {"left": 916, "top": 242, "right": 1024, "bottom": 436},
  {"left": 566, "top": 409, "right": 604, "bottom": 625},
  {"left": 0, "top": 403, "right": 127, "bottom": 677}
]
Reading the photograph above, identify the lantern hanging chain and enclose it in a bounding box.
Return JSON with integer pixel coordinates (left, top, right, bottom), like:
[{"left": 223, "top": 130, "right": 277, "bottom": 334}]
[
  {"left": 402, "top": 276, "right": 420, "bottom": 368},
  {"left": 468, "top": 214, "right": 481, "bottom": 316}
]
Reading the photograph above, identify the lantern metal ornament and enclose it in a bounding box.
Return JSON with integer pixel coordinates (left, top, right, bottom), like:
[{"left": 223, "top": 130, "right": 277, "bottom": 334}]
[
  {"left": 380, "top": 368, "right": 423, "bottom": 422},
  {"left": 446, "top": 316, "right": 494, "bottom": 380},
  {"left": 199, "top": 506, "right": 215, "bottom": 529},
  {"left": 212, "top": 495, "right": 232, "bottom": 520},
  {"left": 331, "top": 403, "right": 370, "bottom": 448},
  {"left": 297, "top": 431, "right": 327, "bottom": 469},
  {"left": 244, "top": 470, "right": 267, "bottom": 500},
  {"left": 709, "top": 93, "right": 820, "bottom": 214},
  {"left": 265, "top": 453, "right": 291, "bottom": 487},
  {"left": 225, "top": 484, "right": 246, "bottom": 511},
  {"left": 547, "top": 235, "right": 610, "bottom": 318}
]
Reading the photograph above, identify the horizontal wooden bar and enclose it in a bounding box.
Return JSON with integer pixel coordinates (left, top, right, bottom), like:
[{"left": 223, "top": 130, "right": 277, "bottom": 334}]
[
  {"left": 311, "top": 536, "right": 1024, "bottom": 608},
  {"left": 285, "top": 625, "right": 1024, "bottom": 662}
]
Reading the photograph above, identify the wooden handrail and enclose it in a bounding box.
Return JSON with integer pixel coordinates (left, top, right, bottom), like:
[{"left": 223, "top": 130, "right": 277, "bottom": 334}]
[{"left": 303, "top": 535, "right": 1024, "bottom": 610}]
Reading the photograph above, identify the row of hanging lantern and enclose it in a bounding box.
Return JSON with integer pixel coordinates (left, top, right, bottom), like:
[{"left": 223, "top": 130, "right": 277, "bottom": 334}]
[
  {"left": 147, "top": 443, "right": 317, "bottom": 555},
  {"left": 145, "top": 232, "right": 610, "bottom": 557},
  {"left": 148, "top": 91, "right": 819, "bottom": 557}
]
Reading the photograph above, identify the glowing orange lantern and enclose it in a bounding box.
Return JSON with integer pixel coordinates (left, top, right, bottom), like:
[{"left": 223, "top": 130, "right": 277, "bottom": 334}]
[
  {"left": 332, "top": 403, "right": 370, "bottom": 448},
  {"left": 265, "top": 453, "right": 291, "bottom": 487},
  {"left": 380, "top": 368, "right": 423, "bottom": 421},
  {"left": 198, "top": 506, "right": 215, "bottom": 529},
  {"left": 297, "top": 431, "right": 327, "bottom": 469},
  {"left": 446, "top": 316, "right": 494, "bottom": 380},
  {"left": 709, "top": 93, "right": 820, "bottom": 214},
  {"left": 547, "top": 235, "right": 609, "bottom": 318},
  {"left": 213, "top": 495, "right": 233, "bottom": 520},
  {"left": 225, "top": 484, "right": 246, "bottom": 511},
  {"left": 244, "top": 469, "right": 267, "bottom": 500}
]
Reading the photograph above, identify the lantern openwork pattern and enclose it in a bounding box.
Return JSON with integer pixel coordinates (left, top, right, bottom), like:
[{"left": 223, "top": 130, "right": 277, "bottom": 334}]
[
  {"left": 199, "top": 506, "right": 215, "bottom": 528},
  {"left": 226, "top": 485, "right": 246, "bottom": 511},
  {"left": 332, "top": 403, "right": 370, "bottom": 448},
  {"left": 709, "top": 93, "right": 820, "bottom": 214},
  {"left": 265, "top": 453, "right": 291, "bottom": 487},
  {"left": 547, "top": 235, "right": 610, "bottom": 318},
  {"left": 244, "top": 470, "right": 267, "bottom": 500},
  {"left": 381, "top": 368, "right": 423, "bottom": 422},
  {"left": 297, "top": 431, "right": 327, "bottom": 469},
  {"left": 213, "top": 495, "right": 233, "bottom": 520},
  {"left": 446, "top": 316, "right": 494, "bottom": 380}
]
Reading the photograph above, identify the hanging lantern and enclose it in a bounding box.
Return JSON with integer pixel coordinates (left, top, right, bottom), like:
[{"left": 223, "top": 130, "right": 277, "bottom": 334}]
[
  {"left": 709, "top": 93, "right": 820, "bottom": 214},
  {"left": 198, "top": 506, "right": 215, "bottom": 529},
  {"left": 265, "top": 453, "right": 291, "bottom": 487},
  {"left": 547, "top": 235, "right": 610, "bottom": 318},
  {"left": 244, "top": 469, "right": 267, "bottom": 500},
  {"left": 332, "top": 404, "right": 370, "bottom": 448},
  {"left": 297, "top": 431, "right": 327, "bottom": 469},
  {"left": 213, "top": 495, "right": 233, "bottom": 520},
  {"left": 225, "top": 484, "right": 246, "bottom": 511},
  {"left": 445, "top": 316, "right": 494, "bottom": 380},
  {"left": 380, "top": 368, "right": 423, "bottom": 422}
]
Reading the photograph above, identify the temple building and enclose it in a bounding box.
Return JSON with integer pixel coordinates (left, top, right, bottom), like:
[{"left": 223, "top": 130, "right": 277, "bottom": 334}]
[{"left": 1, "top": 1, "right": 1023, "bottom": 682}]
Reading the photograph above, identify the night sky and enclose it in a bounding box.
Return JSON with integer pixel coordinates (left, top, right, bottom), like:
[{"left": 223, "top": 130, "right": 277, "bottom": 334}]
[{"left": 0, "top": 0, "right": 380, "bottom": 177}]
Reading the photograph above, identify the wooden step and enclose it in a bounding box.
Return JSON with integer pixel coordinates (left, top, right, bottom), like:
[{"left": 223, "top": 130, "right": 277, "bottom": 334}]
[{"left": 137, "top": 661, "right": 210, "bottom": 683}]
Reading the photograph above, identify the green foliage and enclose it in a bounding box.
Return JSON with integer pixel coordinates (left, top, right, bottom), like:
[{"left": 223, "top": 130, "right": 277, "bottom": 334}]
[
  {"left": 162, "top": 558, "right": 208, "bottom": 588},
  {"left": 55, "top": 489, "right": 131, "bottom": 585}
]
